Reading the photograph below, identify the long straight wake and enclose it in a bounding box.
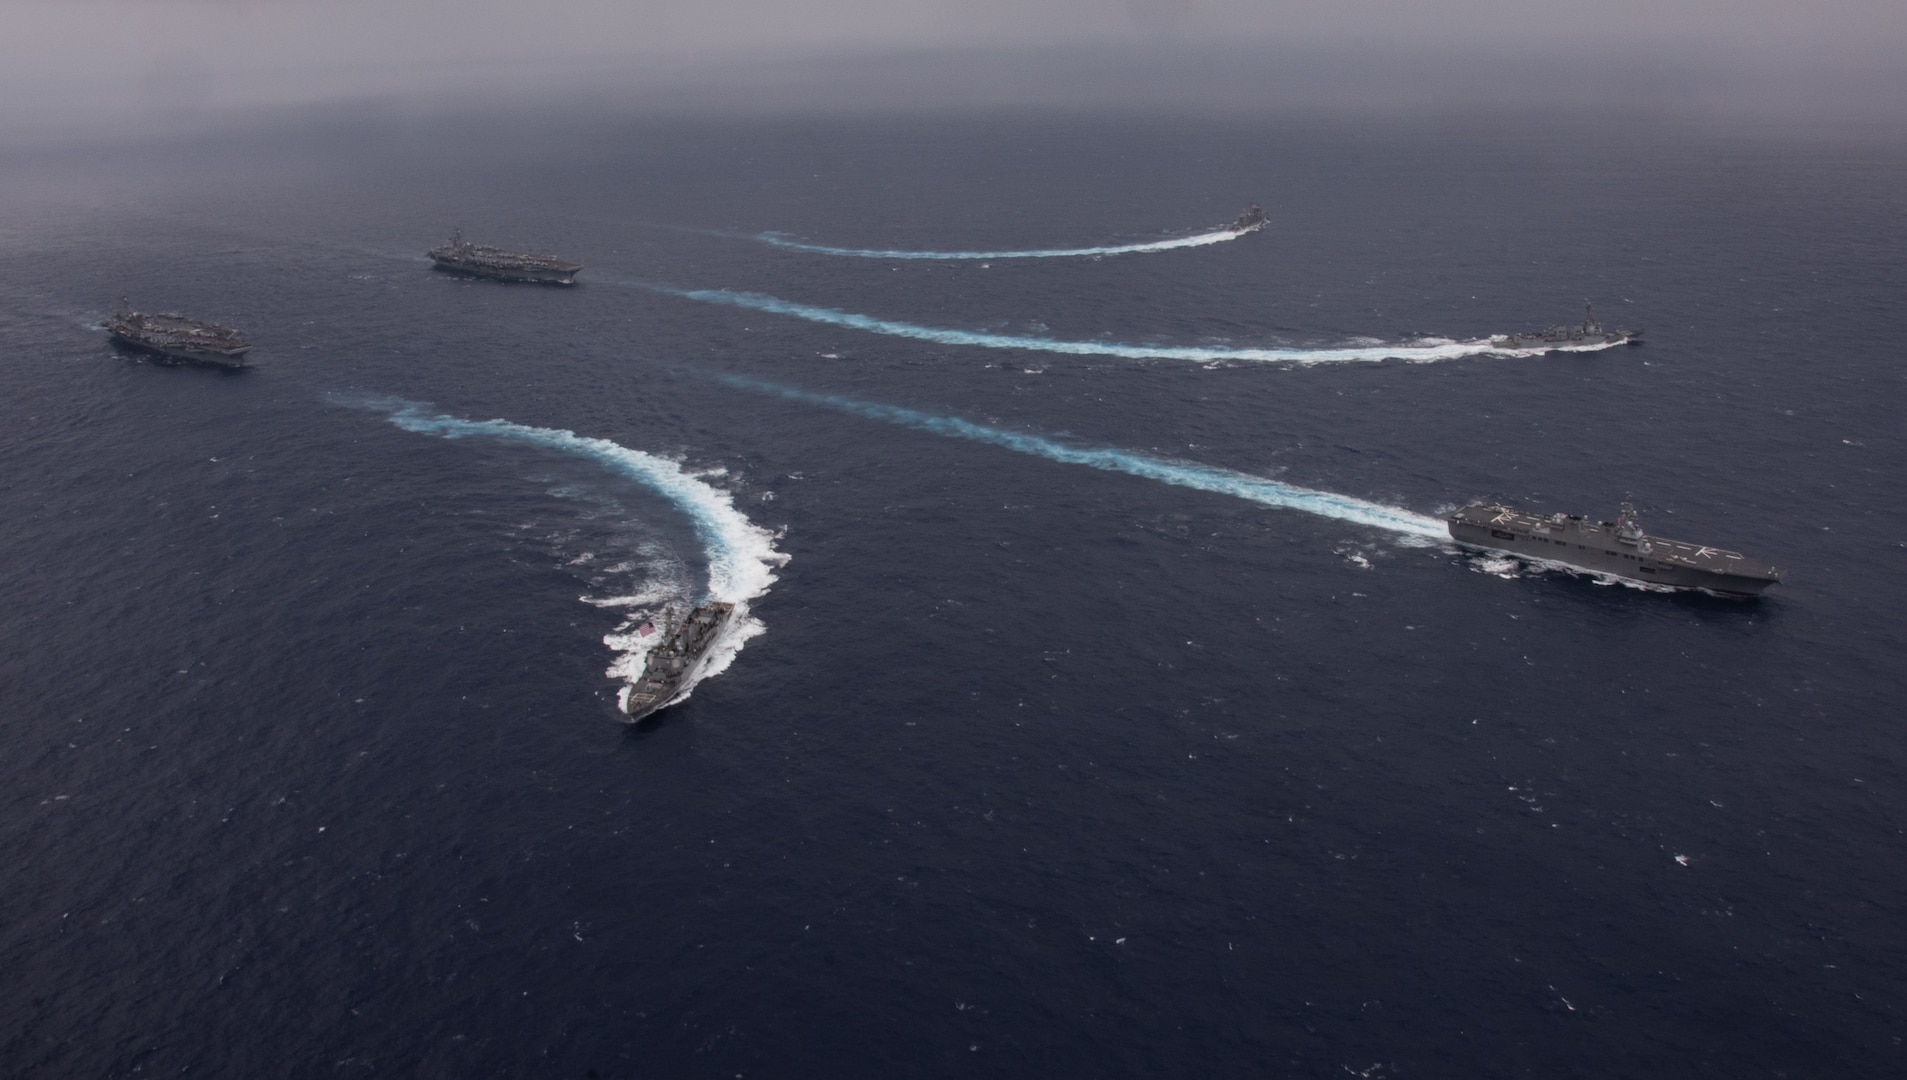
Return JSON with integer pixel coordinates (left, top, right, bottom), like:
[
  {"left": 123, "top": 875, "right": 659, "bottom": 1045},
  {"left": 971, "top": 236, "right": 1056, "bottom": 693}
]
[
  {"left": 357, "top": 397, "right": 788, "bottom": 705},
  {"left": 751, "top": 228, "right": 1246, "bottom": 260},
  {"left": 632, "top": 281, "right": 1593, "bottom": 366},
  {"left": 719, "top": 375, "right": 1448, "bottom": 540}
]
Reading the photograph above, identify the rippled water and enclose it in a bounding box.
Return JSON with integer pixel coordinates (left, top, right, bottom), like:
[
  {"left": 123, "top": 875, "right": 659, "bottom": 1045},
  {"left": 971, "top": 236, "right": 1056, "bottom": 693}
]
[{"left": 2, "top": 112, "right": 1904, "bottom": 1077}]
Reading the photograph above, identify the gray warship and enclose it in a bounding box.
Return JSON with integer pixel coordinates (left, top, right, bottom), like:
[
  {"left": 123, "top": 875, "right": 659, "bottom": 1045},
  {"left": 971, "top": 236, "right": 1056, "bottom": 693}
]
[
  {"left": 1231, "top": 202, "right": 1266, "bottom": 233},
  {"left": 619, "top": 601, "right": 735, "bottom": 722},
  {"left": 1490, "top": 303, "right": 1639, "bottom": 350},
  {"left": 1448, "top": 502, "right": 1782, "bottom": 598},
  {"left": 107, "top": 303, "right": 251, "bottom": 368},
  {"left": 427, "top": 229, "right": 582, "bottom": 285}
]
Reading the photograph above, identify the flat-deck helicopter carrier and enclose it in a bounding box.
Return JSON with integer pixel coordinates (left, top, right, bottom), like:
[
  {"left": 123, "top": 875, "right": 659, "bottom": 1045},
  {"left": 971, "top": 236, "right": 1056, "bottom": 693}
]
[{"left": 1448, "top": 502, "right": 1781, "bottom": 597}]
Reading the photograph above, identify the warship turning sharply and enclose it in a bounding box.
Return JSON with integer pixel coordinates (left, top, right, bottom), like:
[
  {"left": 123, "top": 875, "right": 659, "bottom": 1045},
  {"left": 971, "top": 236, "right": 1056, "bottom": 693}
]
[
  {"left": 107, "top": 303, "right": 252, "bottom": 368},
  {"left": 1231, "top": 202, "right": 1267, "bottom": 233},
  {"left": 619, "top": 601, "right": 735, "bottom": 722},
  {"left": 427, "top": 230, "right": 582, "bottom": 285},
  {"left": 1448, "top": 502, "right": 1782, "bottom": 597},
  {"left": 1491, "top": 303, "right": 1640, "bottom": 350}
]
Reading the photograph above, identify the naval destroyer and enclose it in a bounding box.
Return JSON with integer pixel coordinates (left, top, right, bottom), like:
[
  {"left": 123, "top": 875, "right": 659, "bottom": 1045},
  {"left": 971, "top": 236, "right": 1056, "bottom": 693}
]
[
  {"left": 107, "top": 303, "right": 252, "bottom": 368},
  {"left": 427, "top": 230, "right": 582, "bottom": 285},
  {"left": 1448, "top": 503, "right": 1782, "bottom": 597},
  {"left": 619, "top": 601, "right": 735, "bottom": 722},
  {"left": 1231, "top": 202, "right": 1267, "bottom": 233},
  {"left": 1491, "top": 303, "right": 1639, "bottom": 350}
]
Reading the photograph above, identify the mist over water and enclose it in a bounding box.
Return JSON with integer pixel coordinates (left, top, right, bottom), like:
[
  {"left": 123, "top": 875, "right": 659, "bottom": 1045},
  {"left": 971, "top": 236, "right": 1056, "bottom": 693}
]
[{"left": 4, "top": 5, "right": 1905, "bottom": 141}]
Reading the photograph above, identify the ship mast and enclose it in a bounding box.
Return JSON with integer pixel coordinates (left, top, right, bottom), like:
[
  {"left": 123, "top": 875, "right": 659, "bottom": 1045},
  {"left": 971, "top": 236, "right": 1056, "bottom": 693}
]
[{"left": 1616, "top": 500, "right": 1644, "bottom": 544}]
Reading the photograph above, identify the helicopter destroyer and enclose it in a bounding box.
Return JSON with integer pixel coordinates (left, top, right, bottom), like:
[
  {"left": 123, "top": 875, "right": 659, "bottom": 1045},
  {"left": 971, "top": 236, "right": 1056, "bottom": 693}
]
[
  {"left": 427, "top": 229, "right": 582, "bottom": 285},
  {"left": 106, "top": 303, "right": 252, "bottom": 368},
  {"left": 1448, "top": 503, "right": 1782, "bottom": 597},
  {"left": 1491, "top": 303, "right": 1639, "bottom": 350},
  {"left": 1231, "top": 202, "right": 1266, "bottom": 233},
  {"left": 619, "top": 601, "right": 735, "bottom": 722}
]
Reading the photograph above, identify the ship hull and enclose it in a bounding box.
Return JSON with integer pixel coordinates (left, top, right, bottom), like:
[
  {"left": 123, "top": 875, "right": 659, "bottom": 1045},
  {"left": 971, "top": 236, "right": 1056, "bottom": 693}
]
[
  {"left": 622, "top": 697, "right": 677, "bottom": 725},
  {"left": 618, "top": 603, "right": 735, "bottom": 723},
  {"left": 429, "top": 256, "right": 578, "bottom": 285},
  {"left": 1447, "top": 506, "right": 1780, "bottom": 598},
  {"left": 1489, "top": 331, "right": 1639, "bottom": 350},
  {"left": 109, "top": 330, "right": 250, "bottom": 369}
]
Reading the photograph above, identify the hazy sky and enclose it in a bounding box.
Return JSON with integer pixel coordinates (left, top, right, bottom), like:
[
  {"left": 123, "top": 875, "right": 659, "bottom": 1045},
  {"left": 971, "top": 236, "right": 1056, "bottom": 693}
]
[{"left": 3, "top": 1, "right": 1904, "bottom": 136}]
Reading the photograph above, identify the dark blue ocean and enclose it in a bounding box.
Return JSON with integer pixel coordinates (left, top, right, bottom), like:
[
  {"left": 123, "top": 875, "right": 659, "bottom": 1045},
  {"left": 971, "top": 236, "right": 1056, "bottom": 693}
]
[{"left": 3, "top": 112, "right": 1905, "bottom": 1077}]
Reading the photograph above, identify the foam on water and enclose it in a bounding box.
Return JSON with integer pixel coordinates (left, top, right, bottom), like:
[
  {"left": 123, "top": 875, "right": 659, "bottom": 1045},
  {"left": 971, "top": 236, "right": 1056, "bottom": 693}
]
[
  {"left": 749, "top": 227, "right": 1248, "bottom": 260},
  {"left": 356, "top": 397, "right": 788, "bottom": 703},
  {"left": 720, "top": 375, "right": 1448, "bottom": 540},
  {"left": 629, "top": 282, "right": 1612, "bottom": 365},
  {"left": 1466, "top": 549, "right": 1679, "bottom": 593}
]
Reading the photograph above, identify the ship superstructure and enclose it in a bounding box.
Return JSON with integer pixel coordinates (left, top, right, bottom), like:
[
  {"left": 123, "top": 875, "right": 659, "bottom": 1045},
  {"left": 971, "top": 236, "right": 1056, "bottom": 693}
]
[
  {"left": 1448, "top": 503, "right": 1781, "bottom": 597},
  {"left": 107, "top": 303, "right": 252, "bottom": 368},
  {"left": 619, "top": 601, "right": 735, "bottom": 722},
  {"left": 1491, "top": 303, "right": 1639, "bottom": 350},
  {"left": 427, "top": 230, "right": 582, "bottom": 285}
]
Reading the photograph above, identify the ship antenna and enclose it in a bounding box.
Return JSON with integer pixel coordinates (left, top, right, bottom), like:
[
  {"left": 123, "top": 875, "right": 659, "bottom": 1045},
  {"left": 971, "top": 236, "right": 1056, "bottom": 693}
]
[{"left": 1616, "top": 498, "right": 1644, "bottom": 542}]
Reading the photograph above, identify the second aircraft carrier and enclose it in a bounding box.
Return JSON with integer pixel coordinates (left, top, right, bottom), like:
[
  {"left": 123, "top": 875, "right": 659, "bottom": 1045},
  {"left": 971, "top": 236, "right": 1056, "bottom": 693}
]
[
  {"left": 107, "top": 303, "right": 252, "bottom": 368},
  {"left": 428, "top": 230, "right": 582, "bottom": 285}
]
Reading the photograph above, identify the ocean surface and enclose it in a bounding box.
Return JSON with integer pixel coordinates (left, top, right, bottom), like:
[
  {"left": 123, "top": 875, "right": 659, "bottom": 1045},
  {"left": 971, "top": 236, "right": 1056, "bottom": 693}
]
[{"left": 2, "top": 111, "right": 1904, "bottom": 1077}]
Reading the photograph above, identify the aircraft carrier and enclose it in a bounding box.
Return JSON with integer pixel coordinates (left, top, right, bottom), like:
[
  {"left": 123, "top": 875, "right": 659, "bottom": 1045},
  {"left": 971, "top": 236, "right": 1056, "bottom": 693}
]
[
  {"left": 1491, "top": 303, "right": 1639, "bottom": 350},
  {"left": 107, "top": 304, "right": 252, "bottom": 368},
  {"left": 1448, "top": 503, "right": 1782, "bottom": 597},
  {"left": 427, "top": 230, "right": 582, "bottom": 285},
  {"left": 619, "top": 601, "right": 735, "bottom": 722}
]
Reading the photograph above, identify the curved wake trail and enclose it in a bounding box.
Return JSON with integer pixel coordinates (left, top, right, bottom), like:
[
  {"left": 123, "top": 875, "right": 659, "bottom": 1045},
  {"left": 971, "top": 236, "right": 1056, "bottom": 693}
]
[
  {"left": 720, "top": 375, "right": 1447, "bottom": 540},
  {"left": 361, "top": 398, "right": 787, "bottom": 708},
  {"left": 635, "top": 282, "right": 1578, "bottom": 366},
  {"left": 751, "top": 228, "right": 1246, "bottom": 260}
]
